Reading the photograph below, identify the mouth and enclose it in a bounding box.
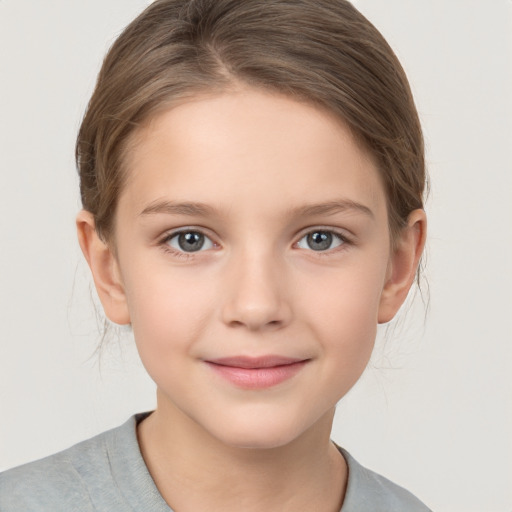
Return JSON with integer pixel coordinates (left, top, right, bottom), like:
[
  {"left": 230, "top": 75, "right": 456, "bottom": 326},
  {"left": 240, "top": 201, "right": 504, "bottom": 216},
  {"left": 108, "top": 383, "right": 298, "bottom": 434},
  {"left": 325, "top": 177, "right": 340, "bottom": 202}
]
[{"left": 204, "top": 355, "right": 310, "bottom": 389}]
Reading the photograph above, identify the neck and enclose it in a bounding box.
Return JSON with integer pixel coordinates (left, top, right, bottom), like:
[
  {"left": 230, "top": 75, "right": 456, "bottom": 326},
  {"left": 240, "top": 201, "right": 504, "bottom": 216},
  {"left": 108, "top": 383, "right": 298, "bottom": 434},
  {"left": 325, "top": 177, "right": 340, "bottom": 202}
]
[{"left": 137, "top": 392, "right": 347, "bottom": 512}]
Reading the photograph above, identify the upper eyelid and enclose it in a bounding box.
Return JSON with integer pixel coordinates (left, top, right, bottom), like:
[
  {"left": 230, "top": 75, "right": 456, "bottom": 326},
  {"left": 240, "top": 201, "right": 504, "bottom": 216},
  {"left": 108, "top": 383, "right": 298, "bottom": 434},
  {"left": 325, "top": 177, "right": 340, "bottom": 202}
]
[
  {"left": 160, "top": 226, "right": 216, "bottom": 242},
  {"left": 294, "top": 226, "right": 353, "bottom": 242},
  {"left": 294, "top": 229, "right": 348, "bottom": 248}
]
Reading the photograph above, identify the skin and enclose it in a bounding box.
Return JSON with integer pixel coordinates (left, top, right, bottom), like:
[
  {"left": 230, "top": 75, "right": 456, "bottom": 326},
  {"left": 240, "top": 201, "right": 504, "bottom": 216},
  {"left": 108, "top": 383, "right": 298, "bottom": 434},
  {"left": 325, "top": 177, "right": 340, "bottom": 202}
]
[{"left": 77, "top": 88, "right": 426, "bottom": 512}]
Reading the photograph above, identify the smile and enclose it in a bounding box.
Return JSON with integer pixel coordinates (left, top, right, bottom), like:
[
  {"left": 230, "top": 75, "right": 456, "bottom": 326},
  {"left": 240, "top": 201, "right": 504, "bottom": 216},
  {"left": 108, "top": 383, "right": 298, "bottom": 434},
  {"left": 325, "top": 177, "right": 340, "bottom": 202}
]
[{"left": 204, "top": 356, "right": 310, "bottom": 390}]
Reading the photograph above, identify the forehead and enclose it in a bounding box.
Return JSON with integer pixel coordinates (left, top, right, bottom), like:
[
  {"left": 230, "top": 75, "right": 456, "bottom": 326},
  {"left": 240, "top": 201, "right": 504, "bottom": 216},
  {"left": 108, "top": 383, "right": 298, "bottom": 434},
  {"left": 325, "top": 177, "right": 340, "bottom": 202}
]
[{"left": 119, "top": 88, "right": 386, "bottom": 221}]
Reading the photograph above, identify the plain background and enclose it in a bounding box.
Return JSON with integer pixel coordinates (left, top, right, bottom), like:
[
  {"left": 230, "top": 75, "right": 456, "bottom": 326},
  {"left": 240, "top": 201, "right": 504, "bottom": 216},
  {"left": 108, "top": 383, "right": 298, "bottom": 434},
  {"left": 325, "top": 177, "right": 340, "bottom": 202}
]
[{"left": 0, "top": 1, "right": 511, "bottom": 511}]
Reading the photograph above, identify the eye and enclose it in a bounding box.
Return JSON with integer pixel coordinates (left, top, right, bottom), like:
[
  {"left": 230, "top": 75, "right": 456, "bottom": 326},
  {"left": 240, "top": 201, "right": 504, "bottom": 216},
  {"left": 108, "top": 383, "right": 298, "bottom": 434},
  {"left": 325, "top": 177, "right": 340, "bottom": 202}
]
[
  {"left": 166, "top": 230, "right": 215, "bottom": 253},
  {"left": 296, "top": 230, "right": 345, "bottom": 252}
]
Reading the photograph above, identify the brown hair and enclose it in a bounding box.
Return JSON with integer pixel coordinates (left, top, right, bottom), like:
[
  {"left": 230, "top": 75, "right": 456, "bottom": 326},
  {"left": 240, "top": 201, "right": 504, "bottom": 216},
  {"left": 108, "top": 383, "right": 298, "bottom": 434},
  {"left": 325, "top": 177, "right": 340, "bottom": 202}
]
[{"left": 76, "top": 0, "right": 426, "bottom": 245}]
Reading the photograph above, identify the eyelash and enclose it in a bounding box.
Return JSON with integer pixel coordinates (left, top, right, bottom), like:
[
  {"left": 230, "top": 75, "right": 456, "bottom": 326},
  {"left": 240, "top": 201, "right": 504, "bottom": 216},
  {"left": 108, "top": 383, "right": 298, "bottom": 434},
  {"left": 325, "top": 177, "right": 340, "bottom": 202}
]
[
  {"left": 295, "top": 229, "right": 351, "bottom": 255},
  {"left": 158, "top": 227, "right": 352, "bottom": 259},
  {"left": 159, "top": 229, "right": 216, "bottom": 260}
]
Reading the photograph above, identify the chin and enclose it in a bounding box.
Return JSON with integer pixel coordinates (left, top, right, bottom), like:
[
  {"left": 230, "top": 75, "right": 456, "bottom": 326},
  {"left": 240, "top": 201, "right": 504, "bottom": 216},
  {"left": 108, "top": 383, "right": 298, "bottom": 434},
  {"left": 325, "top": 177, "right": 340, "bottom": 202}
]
[{"left": 206, "top": 412, "right": 316, "bottom": 451}]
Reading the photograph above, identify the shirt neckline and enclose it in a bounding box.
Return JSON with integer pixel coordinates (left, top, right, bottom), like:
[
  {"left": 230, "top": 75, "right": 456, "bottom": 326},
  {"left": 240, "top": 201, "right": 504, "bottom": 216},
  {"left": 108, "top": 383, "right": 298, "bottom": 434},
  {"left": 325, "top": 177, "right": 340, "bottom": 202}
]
[{"left": 107, "top": 413, "right": 354, "bottom": 512}]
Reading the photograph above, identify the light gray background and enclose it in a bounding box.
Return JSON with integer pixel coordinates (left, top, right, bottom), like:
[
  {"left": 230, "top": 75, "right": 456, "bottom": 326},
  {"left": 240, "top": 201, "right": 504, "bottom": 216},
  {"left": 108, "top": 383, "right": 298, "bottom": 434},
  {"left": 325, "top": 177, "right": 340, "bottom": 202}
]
[{"left": 0, "top": 1, "right": 511, "bottom": 511}]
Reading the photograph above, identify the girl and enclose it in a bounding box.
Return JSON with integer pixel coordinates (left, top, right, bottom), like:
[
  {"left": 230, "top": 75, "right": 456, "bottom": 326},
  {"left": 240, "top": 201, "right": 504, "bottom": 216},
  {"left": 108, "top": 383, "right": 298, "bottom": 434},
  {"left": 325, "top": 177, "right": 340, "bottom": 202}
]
[{"left": 1, "top": 1, "right": 431, "bottom": 510}]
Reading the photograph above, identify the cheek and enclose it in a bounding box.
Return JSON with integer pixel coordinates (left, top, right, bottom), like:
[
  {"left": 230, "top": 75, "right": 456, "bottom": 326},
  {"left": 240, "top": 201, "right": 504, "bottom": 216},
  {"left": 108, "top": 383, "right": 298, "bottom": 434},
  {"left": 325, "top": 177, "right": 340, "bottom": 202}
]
[
  {"left": 305, "top": 274, "right": 382, "bottom": 403},
  {"left": 298, "top": 256, "right": 388, "bottom": 361},
  {"left": 122, "top": 263, "right": 218, "bottom": 361}
]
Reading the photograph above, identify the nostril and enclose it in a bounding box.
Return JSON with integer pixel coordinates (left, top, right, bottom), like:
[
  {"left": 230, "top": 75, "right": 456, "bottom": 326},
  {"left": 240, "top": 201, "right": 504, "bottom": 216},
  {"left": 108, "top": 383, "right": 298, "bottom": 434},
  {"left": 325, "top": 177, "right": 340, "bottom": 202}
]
[{"left": 227, "top": 317, "right": 284, "bottom": 331}]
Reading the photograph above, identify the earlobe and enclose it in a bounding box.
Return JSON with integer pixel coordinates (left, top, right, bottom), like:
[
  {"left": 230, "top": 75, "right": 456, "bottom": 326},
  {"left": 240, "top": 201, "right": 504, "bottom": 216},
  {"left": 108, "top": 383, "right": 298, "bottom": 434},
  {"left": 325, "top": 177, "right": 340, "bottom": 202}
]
[
  {"left": 378, "top": 209, "right": 427, "bottom": 324},
  {"left": 76, "top": 210, "right": 131, "bottom": 325}
]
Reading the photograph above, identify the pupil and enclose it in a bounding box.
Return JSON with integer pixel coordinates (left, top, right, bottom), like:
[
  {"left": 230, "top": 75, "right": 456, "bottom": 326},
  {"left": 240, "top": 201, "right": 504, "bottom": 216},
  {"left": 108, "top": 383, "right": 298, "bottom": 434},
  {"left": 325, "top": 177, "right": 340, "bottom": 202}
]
[
  {"left": 308, "top": 231, "right": 332, "bottom": 251},
  {"left": 178, "top": 232, "right": 204, "bottom": 252}
]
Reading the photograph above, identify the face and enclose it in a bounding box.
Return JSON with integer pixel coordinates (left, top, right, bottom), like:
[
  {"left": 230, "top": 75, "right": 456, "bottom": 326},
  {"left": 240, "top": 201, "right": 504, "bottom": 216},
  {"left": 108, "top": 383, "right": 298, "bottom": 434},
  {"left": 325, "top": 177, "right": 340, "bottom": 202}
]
[{"left": 106, "top": 89, "right": 398, "bottom": 449}]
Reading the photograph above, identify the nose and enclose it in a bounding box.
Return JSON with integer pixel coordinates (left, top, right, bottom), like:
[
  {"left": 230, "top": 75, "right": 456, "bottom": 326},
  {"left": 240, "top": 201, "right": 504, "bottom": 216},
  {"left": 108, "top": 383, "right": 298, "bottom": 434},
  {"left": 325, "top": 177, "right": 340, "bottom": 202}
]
[{"left": 221, "top": 249, "right": 292, "bottom": 332}]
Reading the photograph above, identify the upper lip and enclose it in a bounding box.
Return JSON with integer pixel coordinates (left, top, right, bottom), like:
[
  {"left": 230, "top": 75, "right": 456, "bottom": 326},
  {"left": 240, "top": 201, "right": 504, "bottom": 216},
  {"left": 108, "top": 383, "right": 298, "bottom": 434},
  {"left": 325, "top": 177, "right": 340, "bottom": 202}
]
[{"left": 205, "top": 356, "right": 308, "bottom": 369}]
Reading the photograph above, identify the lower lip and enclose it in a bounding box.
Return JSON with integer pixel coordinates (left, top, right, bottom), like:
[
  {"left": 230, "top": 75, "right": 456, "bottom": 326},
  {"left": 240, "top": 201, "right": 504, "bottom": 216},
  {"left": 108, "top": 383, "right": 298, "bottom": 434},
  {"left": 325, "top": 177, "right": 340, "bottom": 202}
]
[{"left": 205, "top": 361, "right": 308, "bottom": 390}]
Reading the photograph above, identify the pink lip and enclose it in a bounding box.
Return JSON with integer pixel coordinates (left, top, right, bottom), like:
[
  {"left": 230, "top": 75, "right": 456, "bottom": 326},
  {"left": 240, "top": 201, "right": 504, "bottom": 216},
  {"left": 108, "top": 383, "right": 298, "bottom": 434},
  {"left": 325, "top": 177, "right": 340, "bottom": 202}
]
[{"left": 205, "top": 356, "right": 309, "bottom": 389}]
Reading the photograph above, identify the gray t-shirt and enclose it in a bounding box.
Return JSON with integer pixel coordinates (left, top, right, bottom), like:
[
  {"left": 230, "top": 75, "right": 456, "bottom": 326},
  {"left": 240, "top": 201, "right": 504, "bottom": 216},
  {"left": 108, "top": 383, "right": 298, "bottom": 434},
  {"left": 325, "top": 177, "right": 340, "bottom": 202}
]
[{"left": 0, "top": 413, "right": 432, "bottom": 511}]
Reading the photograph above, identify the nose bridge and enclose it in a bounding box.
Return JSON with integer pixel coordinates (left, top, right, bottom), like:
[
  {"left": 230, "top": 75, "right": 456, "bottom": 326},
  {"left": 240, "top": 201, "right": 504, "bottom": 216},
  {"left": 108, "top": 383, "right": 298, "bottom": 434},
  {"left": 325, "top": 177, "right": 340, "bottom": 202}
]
[{"left": 221, "top": 243, "right": 291, "bottom": 331}]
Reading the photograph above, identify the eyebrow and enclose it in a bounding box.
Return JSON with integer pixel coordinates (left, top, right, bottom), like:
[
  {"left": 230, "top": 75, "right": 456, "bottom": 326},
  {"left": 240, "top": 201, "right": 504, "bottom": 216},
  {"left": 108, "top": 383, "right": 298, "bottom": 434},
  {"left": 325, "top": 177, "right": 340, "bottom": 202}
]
[
  {"left": 286, "top": 199, "right": 374, "bottom": 219},
  {"left": 139, "top": 198, "right": 374, "bottom": 219},
  {"left": 140, "top": 200, "right": 217, "bottom": 217}
]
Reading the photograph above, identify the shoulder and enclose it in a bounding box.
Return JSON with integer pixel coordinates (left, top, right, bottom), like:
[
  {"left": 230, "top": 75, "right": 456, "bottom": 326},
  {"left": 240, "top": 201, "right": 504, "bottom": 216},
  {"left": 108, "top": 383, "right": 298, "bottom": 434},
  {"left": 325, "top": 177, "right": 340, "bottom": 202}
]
[
  {"left": 338, "top": 447, "right": 433, "bottom": 512},
  {"left": 0, "top": 415, "right": 146, "bottom": 512},
  {"left": 0, "top": 437, "right": 101, "bottom": 511}
]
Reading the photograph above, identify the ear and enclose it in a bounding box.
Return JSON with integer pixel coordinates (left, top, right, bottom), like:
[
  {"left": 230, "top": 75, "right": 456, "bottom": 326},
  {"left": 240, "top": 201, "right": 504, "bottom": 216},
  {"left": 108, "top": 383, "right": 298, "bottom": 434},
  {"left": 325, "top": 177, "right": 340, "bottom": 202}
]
[
  {"left": 76, "top": 210, "right": 131, "bottom": 325},
  {"left": 378, "top": 209, "right": 427, "bottom": 324}
]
